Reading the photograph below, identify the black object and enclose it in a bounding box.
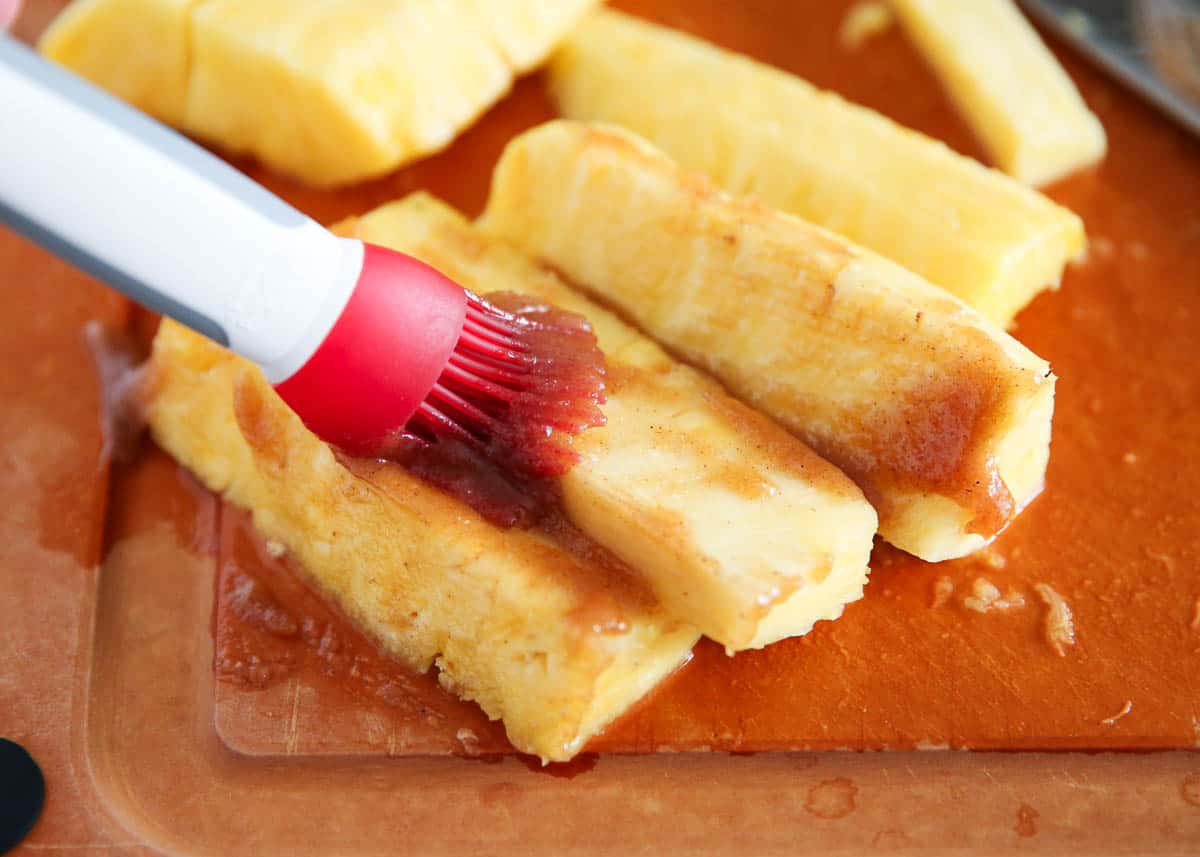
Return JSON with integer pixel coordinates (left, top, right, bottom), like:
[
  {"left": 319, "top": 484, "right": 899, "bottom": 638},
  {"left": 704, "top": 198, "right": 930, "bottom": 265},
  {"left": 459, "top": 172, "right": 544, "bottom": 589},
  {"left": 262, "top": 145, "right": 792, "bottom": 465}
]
[{"left": 0, "top": 738, "right": 44, "bottom": 854}]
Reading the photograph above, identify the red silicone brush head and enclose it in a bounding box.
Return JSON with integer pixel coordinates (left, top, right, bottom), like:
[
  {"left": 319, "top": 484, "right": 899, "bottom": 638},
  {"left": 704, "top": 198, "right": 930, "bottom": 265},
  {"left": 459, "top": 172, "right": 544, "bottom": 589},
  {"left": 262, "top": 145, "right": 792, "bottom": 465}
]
[
  {"left": 408, "top": 290, "right": 607, "bottom": 477},
  {"left": 274, "top": 243, "right": 466, "bottom": 454},
  {"left": 275, "top": 243, "right": 606, "bottom": 475}
]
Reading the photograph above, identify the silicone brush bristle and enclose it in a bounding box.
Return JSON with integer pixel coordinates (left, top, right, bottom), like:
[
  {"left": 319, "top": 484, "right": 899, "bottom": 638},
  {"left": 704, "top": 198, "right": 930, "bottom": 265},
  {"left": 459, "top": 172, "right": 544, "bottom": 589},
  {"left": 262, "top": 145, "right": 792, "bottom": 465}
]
[{"left": 406, "top": 292, "right": 607, "bottom": 476}]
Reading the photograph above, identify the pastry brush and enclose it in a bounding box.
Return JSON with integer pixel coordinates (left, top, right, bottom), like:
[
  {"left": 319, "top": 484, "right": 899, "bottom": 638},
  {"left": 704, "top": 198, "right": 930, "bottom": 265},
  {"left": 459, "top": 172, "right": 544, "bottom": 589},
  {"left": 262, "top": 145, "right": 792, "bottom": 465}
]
[{"left": 0, "top": 34, "right": 604, "bottom": 464}]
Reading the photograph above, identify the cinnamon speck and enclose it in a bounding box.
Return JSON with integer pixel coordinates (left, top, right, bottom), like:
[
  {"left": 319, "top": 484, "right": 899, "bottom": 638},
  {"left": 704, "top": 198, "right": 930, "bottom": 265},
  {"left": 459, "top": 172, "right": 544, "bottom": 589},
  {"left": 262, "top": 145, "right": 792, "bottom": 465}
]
[
  {"left": 1183, "top": 774, "right": 1200, "bottom": 807},
  {"left": 1014, "top": 803, "right": 1039, "bottom": 837},
  {"left": 804, "top": 777, "right": 858, "bottom": 819}
]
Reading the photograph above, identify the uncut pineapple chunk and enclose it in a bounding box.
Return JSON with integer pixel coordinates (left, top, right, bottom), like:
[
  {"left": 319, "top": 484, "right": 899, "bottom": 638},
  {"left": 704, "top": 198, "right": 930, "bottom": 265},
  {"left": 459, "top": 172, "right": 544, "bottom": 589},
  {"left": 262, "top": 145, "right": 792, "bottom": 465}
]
[
  {"left": 39, "top": 0, "right": 195, "bottom": 126},
  {"left": 482, "top": 121, "right": 1057, "bottom": 562},
  {"left": 41, "top": 0, "right": 600, "bottom": 187},
  {"left": 547, "top": 9, "right": 1086, "bottom": 328},
  {"left": 185, "top": 0, "right": 511, "bottom": 186},
  {"left": 147, "top": 320, "right": 698, "bottom": 763},
  {"left": 892, "top": 0, "right": 1106, "bottom": 187},
  {"left": 346, "top": 194, "right": 877, "bottom": 651}
]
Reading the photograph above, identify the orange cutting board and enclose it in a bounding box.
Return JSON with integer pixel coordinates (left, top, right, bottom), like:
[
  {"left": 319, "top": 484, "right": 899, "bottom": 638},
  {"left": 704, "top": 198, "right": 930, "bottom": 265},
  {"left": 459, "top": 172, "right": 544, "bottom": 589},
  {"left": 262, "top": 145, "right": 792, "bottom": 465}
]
[{"left": 3, "top": 1, "right": 1199, "bottom": 854}]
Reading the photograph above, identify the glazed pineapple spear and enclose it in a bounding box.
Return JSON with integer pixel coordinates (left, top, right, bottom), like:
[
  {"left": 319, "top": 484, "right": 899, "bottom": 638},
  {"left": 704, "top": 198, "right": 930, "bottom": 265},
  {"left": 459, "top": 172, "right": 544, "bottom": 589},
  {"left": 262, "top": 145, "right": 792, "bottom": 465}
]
[
  {"left": 482, "top": 121, "right": 1057, "bottom": 563},
  {"left": 0, "top": 34, "right": 606, "bottom": 470}
]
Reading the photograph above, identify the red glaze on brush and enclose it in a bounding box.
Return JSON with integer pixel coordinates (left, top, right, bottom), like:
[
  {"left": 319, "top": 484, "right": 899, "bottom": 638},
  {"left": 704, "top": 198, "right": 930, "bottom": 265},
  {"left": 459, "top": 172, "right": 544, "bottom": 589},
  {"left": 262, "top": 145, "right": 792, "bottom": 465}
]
[{"left": 275, "top": 244, "right": 606, "bottom": 478}]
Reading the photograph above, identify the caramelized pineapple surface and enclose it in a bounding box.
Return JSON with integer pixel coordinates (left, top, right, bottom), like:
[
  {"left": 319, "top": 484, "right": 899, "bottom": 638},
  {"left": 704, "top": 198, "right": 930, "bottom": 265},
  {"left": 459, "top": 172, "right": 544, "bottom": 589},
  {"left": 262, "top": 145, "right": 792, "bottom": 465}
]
[
  {"left": 148, "top": 318, "right": 697, "bottom": 763},
  {"left": 349, "top": 194, "right": 878, "bottom": 652}
]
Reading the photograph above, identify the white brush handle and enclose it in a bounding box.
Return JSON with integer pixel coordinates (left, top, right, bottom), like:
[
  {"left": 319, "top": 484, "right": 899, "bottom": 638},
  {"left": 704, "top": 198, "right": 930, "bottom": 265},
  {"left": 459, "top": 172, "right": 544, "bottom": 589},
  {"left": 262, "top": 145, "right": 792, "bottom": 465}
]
[{"left": 0, "top": 34, "right": 364, "bottom": 383}]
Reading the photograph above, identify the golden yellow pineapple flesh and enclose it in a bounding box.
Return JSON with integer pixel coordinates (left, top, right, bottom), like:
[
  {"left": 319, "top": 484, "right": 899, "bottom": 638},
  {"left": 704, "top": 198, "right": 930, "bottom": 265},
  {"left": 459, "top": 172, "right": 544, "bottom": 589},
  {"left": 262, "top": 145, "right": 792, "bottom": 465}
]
[
  {"left": 481, "top": 120, "right": 1057, "bottom": 563},
  {"left": 460, "top": 0, "right": 603, "bottom": 72},
  {"left": 40, "top": 0, "right": 601, "bottom": 186},
  {"left": 891, "top": 0, "right": 1106, "bottom": 187},
  {"left": 185, "top": 0, "right": 514, "bottom": 187},
  {"left": 350, "top": 194, "right": 877, "bottom": 652},
  {"left": 546, "top": 8, "right": 1087, "bottom": 328},
  {"left": 38, "top": 0, "right": 197, "bottom": 127}
]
